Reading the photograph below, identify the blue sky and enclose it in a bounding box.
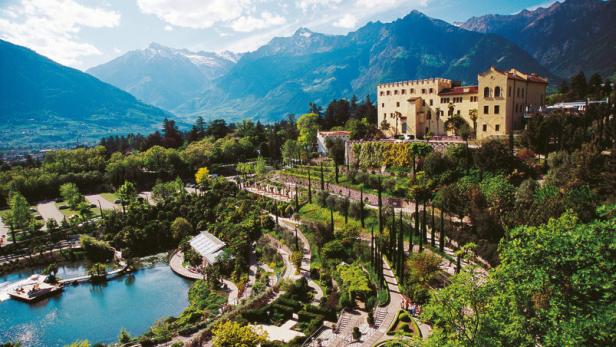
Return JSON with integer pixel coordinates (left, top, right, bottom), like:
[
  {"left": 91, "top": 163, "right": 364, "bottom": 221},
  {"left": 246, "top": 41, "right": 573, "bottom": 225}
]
[{"left": 0, "top": 0, "right": 557, "bottom": 70}]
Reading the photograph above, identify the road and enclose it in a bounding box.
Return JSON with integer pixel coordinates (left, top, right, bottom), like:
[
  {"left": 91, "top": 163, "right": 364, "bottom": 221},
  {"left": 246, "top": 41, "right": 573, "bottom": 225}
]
[
  {"left": 36, "top": 201, "right": 64, "bottom": 224},
  {"left": 139, "top": 191, "right": 155, "bottom": 205},
  {"left": 85, "top": 194, "right": 119, "bottom": 210},
  {"left": 0, "top": 218, "right": 8, "bottom": 246}
]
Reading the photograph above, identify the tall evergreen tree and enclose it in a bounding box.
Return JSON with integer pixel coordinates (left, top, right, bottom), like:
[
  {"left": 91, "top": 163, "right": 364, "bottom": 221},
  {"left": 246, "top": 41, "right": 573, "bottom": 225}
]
[
  {"left": 440, "top": 208, "right": 445, "bottom": 252},
  {"left": 295, "top": 184, "right": 299, "bottom": 211},
  {"left": 370, "top": 225, "right": 375, "bottom": 268},
  {"left": 398, "top": 209, "right": 404, "bottom": 279},
  {"left": 320, "top": 162, "right": 325, "bottom": 190},
  {"left": 431, "top": 202, "right": 436, "bottom": 247},
  {"left": 307, "top": 168, "right": 312, "bottom": 203},
  {"left": 360, "top": 187, "right": 365, "bottom": 228},
  {"left": 377, "top": 177, "right": 383, "bottom": 234}
]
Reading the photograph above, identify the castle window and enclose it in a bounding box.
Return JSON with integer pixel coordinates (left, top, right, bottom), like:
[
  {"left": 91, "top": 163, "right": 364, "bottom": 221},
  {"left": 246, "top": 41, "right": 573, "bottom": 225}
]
[
  {"left": 522, "top": 89, "right": 525, "bottom": 97},
  {"left": 429, "top": 88, "right": 434, "bottom": 94},
  {"left": 482, "top": 124, "right": 487, "bottom": 132},
  {"left": 382, "top": 103, "right": 385, "bottom": 107},
  {"left": 494, "top": 105, "right": 500, "bottom": 114},
  {"left": 422, "top": 89, "right": 426, "bottom": 94},
  {"left": 495, "top": 86, "right": 501, "bottom": 97},
  {"left": 410, "top": 88, "right": 415, "bottom": 94},
  {"left": 387, "top": 90, "right": 391, "bottom": 95},
  {"left": 456, "top": 110, "right": 460, "bottom": 116},
  {"left": 484, "top": 87, "right": 491, "bottom": 98},
  {"left": 401, "top": 89, "right": 406, "bottom": 95},
  {"left": 470, "top": 96, "right": 478, "bottom": 102},
  {"left": 380, "top": 91, "right": 384, "bottom": 96},
  {"left": 427, "top": 111, "right": 432, "bottom": 120},
  {"left": 430, "top": 99, "right": 433, "bottom": 106},
  {"left": 396, "top": 102, "right": 400, "bottom": 107},
  {"left": 508, "top": 87, "right": 512, "bottom": 97},
  {"left": 394, "top": 90, "right": 399, "bottom": 95},
  {"left": 422, "top": 100, "right": 426, "bottom": 106},
  {"left": 402, "top": 122, "right": 407, "bottom": 133},
  {"left": 495, "top": 124, "right": 500, "bottom": 132},
  {"left": 517, "top": 88, "right": 520, "bottom": 97},
  {"left": 483, "top": 105, "right": 489, "bottom": 115}
]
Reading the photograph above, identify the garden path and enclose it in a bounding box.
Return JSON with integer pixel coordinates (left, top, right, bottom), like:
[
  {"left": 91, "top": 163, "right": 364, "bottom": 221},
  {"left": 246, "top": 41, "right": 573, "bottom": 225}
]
[
  {"left": 272, "top": 215, "right": 323, "bottom": 304},
  {"left": 361, "top": 258, "right": 403, "bottom": 346}
]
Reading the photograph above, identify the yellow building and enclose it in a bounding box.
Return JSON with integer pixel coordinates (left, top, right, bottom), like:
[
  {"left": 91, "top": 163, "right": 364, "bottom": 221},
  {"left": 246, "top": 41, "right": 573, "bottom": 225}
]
[{"left": 377, "top": 67, "right": 548, "bottom": 140}]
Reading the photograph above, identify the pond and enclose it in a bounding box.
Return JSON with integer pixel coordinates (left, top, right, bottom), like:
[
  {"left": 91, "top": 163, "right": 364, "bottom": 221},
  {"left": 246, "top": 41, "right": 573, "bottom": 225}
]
[{"left": 0, "top": 261, "right": 192, "bottom": 346}]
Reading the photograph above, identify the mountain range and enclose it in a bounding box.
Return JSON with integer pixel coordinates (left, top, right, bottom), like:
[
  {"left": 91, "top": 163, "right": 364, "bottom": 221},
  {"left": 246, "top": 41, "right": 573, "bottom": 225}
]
[
  {"left": 460, "top": 0, "right": 616, "bottom": 78},
  {"left": 0, "top": 39, "right": 170, "bottom": 151},
  {"left": 87, "top": 44, "right": 240, "bottom": 111},
  {"left": 2, "top": 0, "right": 615, "bottom": 151},
  {"left": 90, "top": 11, "right": 554, "bottom": 123}
]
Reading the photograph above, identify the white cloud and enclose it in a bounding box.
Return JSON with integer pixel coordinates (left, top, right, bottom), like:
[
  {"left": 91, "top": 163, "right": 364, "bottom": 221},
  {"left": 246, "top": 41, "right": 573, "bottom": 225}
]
[
  {"left": 230, "top": 11, "right": 286, "bottom": 32},
  {"left": 164, "top": 24, "right": 173, "bottom": 31},
  {"left": 356, "top": 0, "right": 428, "bottom": 10},
  {"left": 0, "top": 0, "right": 120, "bottom": 67},
  {"left": 137, "top": 0, "right": 246, "bottom": 29},
  {"left": 299, "top": 0, "right": 343, "bottom": 11},
  {"left": 333, "top": 14, "right": 357, "bottom": 28}
]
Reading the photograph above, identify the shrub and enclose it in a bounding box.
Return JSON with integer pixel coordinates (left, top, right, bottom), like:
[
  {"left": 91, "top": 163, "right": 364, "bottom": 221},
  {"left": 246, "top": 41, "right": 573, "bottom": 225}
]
[{"left": 80, "top": 235, "right": 114, "bottom": 262}]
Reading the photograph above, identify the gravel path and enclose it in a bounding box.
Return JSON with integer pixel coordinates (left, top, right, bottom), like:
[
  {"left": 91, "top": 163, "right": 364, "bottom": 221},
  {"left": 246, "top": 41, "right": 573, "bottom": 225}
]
[
  {"left": 85, "top": 194, "right": 119, "bottom": 210},
  {"left": 36, "top": 201, "right": 64, "bottom": 223}
]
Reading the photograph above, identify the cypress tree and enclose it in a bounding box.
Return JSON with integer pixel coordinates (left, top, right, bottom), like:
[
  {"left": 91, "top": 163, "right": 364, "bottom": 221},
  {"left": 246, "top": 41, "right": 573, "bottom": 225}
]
[
  {"left": 330, "top": 207, "right": 335, "bottom": 236},
  {"left": 370, "top": 225, "right": 374, "bottom": 268},
  {"left": 408, "top": 211, "right": 414, "bottom": 254},
  {"left": 391, "top": 208, "right": 397, "bottom": 263},
  {"left": 440, "top": 208, "right": 445, "bottom": 252},
  {"left": 431, "top": 203, "right": 436, "bottom": 247},
  {"left": 295, "top": 184, "right": 299, "bottom": 211},
  {"left": 422, "top": 200, "right": 428, "bottom": 244},
  {"left": 398, "top": 209, "right": 404, "bottom": 280},
  {"left": 360, "top": 187, "right": 365, "bottom": 228},
  {"left": 415, "top": 199, "right": 420, "bottom": 251},
  {"left": 307, "top": 168, "right": 312, "bottom": 203},
  {"left": 320, "top": 162, "right": 325, "bottom": 190},
  {"left": 275, "top": 203, "right": 279, "bottom": 229},
  {"left": 377, "top": 177, "right": 383, "bottom": 235}
]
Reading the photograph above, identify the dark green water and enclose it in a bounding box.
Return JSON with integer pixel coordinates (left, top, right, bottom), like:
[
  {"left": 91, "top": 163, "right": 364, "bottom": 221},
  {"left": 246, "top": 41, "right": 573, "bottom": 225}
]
[{"left": 0, "top": 262, "right": 192, "bottom": 346}]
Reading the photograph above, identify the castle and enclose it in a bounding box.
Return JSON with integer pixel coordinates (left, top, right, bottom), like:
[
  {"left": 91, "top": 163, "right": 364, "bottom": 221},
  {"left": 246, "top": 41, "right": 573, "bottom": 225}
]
[{"left": 377, "top": 67, "right": 548, "bottom": 140}]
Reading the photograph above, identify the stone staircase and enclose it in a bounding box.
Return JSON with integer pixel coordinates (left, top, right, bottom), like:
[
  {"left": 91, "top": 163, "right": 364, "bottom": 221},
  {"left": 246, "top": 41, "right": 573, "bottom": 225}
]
[{"left": 374, "top": 307, "right": 388, "bottom": 328}]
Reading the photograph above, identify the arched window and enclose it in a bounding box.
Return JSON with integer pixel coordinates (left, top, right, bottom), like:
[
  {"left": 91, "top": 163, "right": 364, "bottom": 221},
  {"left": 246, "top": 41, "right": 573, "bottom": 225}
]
[
  {"left": 494, "top": 86, "right": 501, "bottom": 97},
  {"left": 484, "top": 87, "right": 491, "bottom": 98},
  {"left": 427, "top": 111, "right": 432, "bottom": 120}
]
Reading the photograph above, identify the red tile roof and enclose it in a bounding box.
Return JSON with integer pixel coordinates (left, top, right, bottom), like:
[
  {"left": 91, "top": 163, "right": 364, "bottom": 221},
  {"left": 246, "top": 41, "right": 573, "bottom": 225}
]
[
  {"left": 318, "top": 131, "right": 351, "bottom": 136},
  {"left": 438, "top": 86, "right": 478, "bottom": 96}
]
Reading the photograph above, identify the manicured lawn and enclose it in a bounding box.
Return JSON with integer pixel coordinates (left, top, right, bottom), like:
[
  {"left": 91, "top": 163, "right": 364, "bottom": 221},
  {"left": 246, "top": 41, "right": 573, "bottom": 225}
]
[
  {"left": 387, "top": 310, "right": 421, "bottom": 338},
  {"left": 100, "top": 192, "right": 119, "bottom": 204},
  {"left": 299, "top": 203, "right": 379, "bottom": 233}
]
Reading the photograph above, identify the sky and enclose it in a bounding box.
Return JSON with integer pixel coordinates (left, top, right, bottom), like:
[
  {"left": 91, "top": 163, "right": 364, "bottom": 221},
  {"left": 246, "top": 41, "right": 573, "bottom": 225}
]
[{"left": 0, "top": 0, "right": 558, "bottom": 70}]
